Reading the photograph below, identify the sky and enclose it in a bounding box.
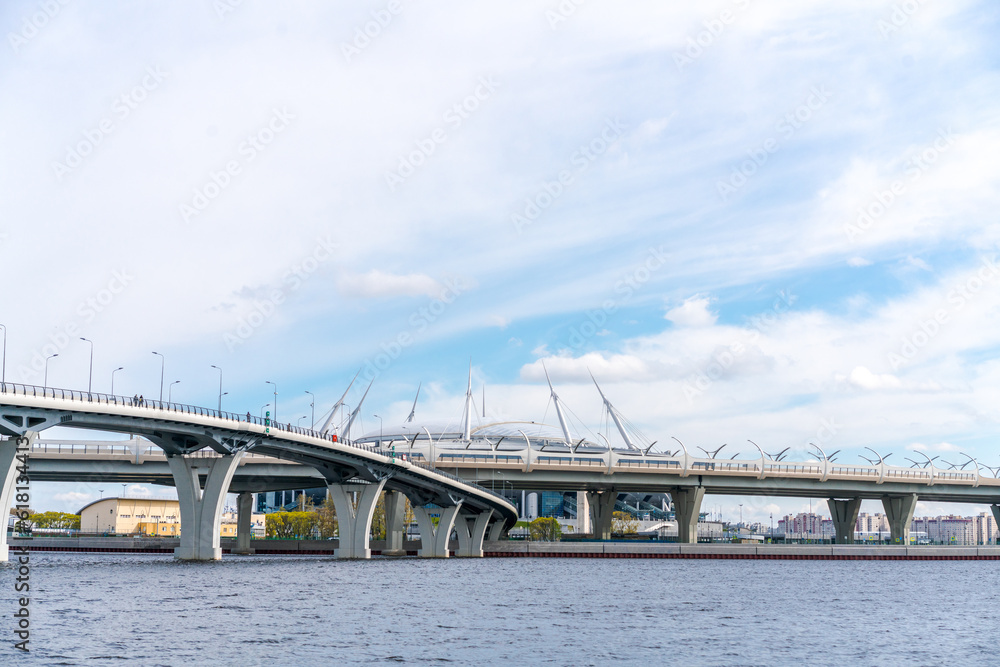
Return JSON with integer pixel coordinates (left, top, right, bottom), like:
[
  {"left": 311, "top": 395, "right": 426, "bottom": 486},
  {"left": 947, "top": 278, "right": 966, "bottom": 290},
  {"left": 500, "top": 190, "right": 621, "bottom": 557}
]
[{"left": 2, "top": 0, "right": 1000, "bottom": 523}]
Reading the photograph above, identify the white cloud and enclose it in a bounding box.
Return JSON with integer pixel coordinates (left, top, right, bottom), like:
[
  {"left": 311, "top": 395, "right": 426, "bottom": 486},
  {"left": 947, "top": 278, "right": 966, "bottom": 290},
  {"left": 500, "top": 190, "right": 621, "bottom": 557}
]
[
  {"left": 848, "top": 366, "right": 902, "bottom": 390},
  {"left": 665, "top": 296, "right": 717, "bottom": 328},
  {"left": 336, "top": 270, "right": 443, "bottom": 299},
  {"left": 847, "top": 256, "right": 872, "bottom": 267},
  {"left": 53, "top": 491, "right": 92, "bottom": 504},
  {"left": 521, "top": 352, "right": 648, "bottom": 383},
  {"left": 487, "top": 315, "right": 510, "bottom": 328},
  {"left": 907, "top": 442, "right": 960, "bottom": 453}
]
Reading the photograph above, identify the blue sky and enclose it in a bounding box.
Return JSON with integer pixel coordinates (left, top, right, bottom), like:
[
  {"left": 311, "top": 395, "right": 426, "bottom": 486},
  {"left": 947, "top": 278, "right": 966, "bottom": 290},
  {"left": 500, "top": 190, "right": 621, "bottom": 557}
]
[{"left": 3, "top": 1, "right": 1000, "bottom": 522}]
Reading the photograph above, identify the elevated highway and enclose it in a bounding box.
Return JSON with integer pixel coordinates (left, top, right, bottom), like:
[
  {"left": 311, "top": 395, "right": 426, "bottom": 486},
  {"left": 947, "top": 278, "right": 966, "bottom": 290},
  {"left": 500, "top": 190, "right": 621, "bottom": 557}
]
[{"left": 0, "top": 383, "right": 516, "bottom": 561}]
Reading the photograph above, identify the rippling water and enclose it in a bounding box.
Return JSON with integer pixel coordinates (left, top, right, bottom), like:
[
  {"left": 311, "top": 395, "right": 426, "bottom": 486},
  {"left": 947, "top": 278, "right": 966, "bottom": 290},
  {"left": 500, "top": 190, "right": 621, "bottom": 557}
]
[{"left": 1, "top": 553, "right": 997, "bottom": 665}]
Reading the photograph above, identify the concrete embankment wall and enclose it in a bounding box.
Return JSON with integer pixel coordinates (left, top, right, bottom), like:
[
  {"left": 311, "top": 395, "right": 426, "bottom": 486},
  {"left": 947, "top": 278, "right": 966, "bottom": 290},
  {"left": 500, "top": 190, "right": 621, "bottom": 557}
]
[
  {"left": 483, "top": 541, "right": 1000, "bottom": 560},
  {"left": 11, "top": 537, "right": 1000, "bottom": 559}
]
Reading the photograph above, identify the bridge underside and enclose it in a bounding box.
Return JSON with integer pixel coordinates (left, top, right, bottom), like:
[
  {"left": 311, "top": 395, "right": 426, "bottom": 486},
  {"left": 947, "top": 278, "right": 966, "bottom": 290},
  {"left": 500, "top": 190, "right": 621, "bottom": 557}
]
[{"left": 0, "top": 395, "right": 516, "bottom": 562}]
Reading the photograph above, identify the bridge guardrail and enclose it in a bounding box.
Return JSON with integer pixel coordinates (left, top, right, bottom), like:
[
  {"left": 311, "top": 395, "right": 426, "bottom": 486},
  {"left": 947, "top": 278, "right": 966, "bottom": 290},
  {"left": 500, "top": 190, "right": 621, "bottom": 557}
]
[{"left": 0, "top": 382, "right": 515, "bottom": 508}]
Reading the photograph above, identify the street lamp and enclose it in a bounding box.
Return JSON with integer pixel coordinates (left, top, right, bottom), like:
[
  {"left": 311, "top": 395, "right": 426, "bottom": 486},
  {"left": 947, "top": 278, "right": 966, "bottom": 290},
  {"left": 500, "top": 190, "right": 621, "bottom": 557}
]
[
  {"left": 44, "top": 353, "right": 58, "bottom": 388},
  {"left": 80, "top": 337, "right": 94, "bottom": 393},
  {"left": 151, "top": 351, "right": 164, "bottom": 401},
  {"left": 99, "top": 489, "right": 104, "bottom": 499},
  {"left": 305, "top": 390, "right": 315, "bottom": 429},
  {"left": 210, "top": 365, "right": 223, "bottom": 412},
  {"left": 260, "top": 403, "right": 270, "bottom": 419},
  {"left": 265, "top": 381, "right": 277, "bottom": 423},
  {"left": 374, "top": 414, "right": 383, "bottom": 446},
  {"left": 111, "top": 367, "right": 124, "bottom": 395},
  {"left": 297, "top": 415, "right": 308, "bottom": 427},
  {"left": 0, "top": 323, "right": 6, "bottom": 384},
  {"left": 121, "top": 483, "right": 127, "bottom": 498},
  {"left": 221, "top": 392, "right": 228, "bottom": 411},
  {"left": 168, "top": 380, "right": 180, "bottom": 403},
  {"left": 739, "top": 503, "right": 743, "bottom": 528}
]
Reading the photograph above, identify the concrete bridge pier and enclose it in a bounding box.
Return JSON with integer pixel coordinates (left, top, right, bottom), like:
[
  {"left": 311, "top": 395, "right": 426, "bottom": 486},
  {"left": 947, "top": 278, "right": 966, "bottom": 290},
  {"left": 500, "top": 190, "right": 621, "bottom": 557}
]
[
  {"left": 232, "top": 491, "right": 255, "bottom": 555},
  {"left": 488, "top": 518, "right": 510, "bottom": 541},
  {"left": 382, "top": 490, "right": 407, "bottom": 557},
  {"left": 454, "top": 509, "right": 494, "bottom": 557},
  {"left": 0, "top": 434, "right": 36, "bottom": 562},
  {"left": 328, "top": 480, "right": 388, "bottom": 559},
  {"left": 882, "top": 493, "right": 918, "bottom": 544},
  {"left": 412, "top": 503, "right": 462, "bottom": 557},
  {"left": 992, "top": 506, "right": 1000, "bottom": 543},
  {"left": 587, "top": 490, "right": 617, "bottom": 540},
  {"left": 669, "top": 487, "right": 705, "bottom": 544},
  {"left": 168, "top": 451, "right": 245, "bottom": 561},
  {"left": 828, "top": 498, "right": 862, "bottom": 544}
]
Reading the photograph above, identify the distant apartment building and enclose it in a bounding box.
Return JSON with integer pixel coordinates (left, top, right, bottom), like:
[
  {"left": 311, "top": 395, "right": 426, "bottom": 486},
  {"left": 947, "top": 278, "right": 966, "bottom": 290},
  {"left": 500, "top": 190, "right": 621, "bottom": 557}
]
[{"left": 777, "top": 513, "right": 833, "bottom": 539}]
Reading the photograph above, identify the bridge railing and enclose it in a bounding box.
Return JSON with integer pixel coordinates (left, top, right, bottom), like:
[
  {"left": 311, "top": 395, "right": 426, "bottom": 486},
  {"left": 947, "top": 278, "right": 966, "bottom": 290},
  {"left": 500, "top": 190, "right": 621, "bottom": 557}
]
[
  {"left": 412, "top": 461, "right": 511, "bottom": 504},
  {"left": 0, "top": 382, "right": 381, "bottom": 458},
  {"left": 29, "top": 441, "right": 278, "bottom": 460}
]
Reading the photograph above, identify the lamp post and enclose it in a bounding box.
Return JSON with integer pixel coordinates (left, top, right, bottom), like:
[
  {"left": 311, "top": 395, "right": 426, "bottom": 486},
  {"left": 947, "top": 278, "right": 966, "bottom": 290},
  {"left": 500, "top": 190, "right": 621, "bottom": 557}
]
[
  {"left": 297, "top": 415, "right": 308, "bottom": 427},
  {"left": 111, "top": 367, "right": 124, "bottom": 395},
  {"left": 0, "top": 323, "right": 6, "bottom": 384},
  {"left": 121, "top": 483, "right": 127, "bottom": 498},
  {"left": 151, "top": 351, "right": 164, "bottom": 401},
  {"left": 80, "top": 337, "right": 94, "bottom": 393},
  {"left": 168, "top": 380, "right": 180, "bottom": 403},
  {"left": 770, "top": 513, "right": 774, "bottom": 543},
  {"left": 260, "top": 403, "right": 270, "bottom": 419},
  {"left": 265, "top": 380, "right": 277, "bottom": 423},
  {"left": 374, "top": 414, "right": 383, "bottom": 446},
  {"left": 221, "top": 392, "right": 228, "bottom": 411},
  {"left": 210, "top": 365, "right": 223, "bottom": 412},
  {"left": 44, "top": 353, "right": 58, "bottom": 388},
  {"left": 305, "top": 390, "right": 315, "bottom": 429}
]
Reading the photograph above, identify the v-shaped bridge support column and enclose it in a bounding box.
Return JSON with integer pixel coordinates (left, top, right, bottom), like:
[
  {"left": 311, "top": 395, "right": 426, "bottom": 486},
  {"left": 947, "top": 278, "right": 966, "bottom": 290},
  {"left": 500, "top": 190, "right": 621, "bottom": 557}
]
[
  {"left": 828, "top": 498, "right": 862, "bottom": 544},
  {"left": 670, "top": 487, "right": 705, "bottom": 544},
  {"left": 992, "top": 506, "right": 1000, "bottom": 544},
  {"left": 488, "top": 518, "right": 510, "bottom": 541},
  {"left": 412, "top": 504, "right": 462, "bottom": 558},
  {"left": 382, "top": 490, "right": 407, "bottom": 557},
  {"left": 454, "top": 509, "right": 493, "bottom": 557},
  {"left": 168, "top": 452, "right": 245, "bottom": 561},
  {"left": 882, "top": 493, "right": 918, "bottom": 545},
  {"left": 0, "top": 434, "right": 36, "bottom": 562},
  {"left": 587, "top": 490, "right": 617, "bottom": 540},
  {"left": 328, "top": 481, "right": 388, "bottom": 559}
]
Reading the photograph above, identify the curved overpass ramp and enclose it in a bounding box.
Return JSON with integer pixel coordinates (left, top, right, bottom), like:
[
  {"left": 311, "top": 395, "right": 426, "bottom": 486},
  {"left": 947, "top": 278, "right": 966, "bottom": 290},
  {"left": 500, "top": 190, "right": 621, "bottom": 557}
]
[{"left": 0, "top": 383, "right": 516, "bottom": 561}]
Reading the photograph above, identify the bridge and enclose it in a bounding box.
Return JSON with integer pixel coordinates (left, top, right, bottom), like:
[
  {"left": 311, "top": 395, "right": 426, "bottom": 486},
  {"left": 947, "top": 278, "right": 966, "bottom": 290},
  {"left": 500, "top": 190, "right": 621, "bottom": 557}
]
[
  {"left": 22, "top": 428, "right": 1000, "bottom": 549},
  {"left": 0, "top": 383, "right": 517, "bottom": 562}
]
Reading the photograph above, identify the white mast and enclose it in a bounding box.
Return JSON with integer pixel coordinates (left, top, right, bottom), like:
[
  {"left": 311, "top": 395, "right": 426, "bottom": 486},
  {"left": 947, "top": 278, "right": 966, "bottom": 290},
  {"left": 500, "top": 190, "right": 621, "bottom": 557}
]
[
  {"left": 319, "top": 369, "right": 360, "bottom": 436},
  {"left": 590, "top": 370, "right": 637, "bottom": 451},
  {"left": 406, "top": 382, "right": 421, "bottom": 423},
  {"left": 544, "top": 364, "right": 573, "bottom": 445},
  {"left": 461, "top": 362, "right": 473, "bottom": 441},
  {"left": 343, "top": 379, "right": 373, "bottom": 439}
]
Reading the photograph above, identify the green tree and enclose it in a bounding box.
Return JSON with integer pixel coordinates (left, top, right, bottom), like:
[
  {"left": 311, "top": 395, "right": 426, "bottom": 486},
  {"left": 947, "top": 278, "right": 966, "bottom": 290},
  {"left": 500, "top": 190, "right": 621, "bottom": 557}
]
[
  {"left": 32, "top": 511, "right": 81, "bottom": 530},
  {"left": 529, "top": 517, "right": 562, "bottom": 541},
  {"left": 612, "top": 511, "right": 638, "bottom": 536},
  {"left": 315, "top": 500, "right": 338, "bottom": 539},
  {"left": 370, "top": 493, "right": 386, "bottom": 540},
  {"left": 265, "top": 511, "right": 317, "bottom": 539}
]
